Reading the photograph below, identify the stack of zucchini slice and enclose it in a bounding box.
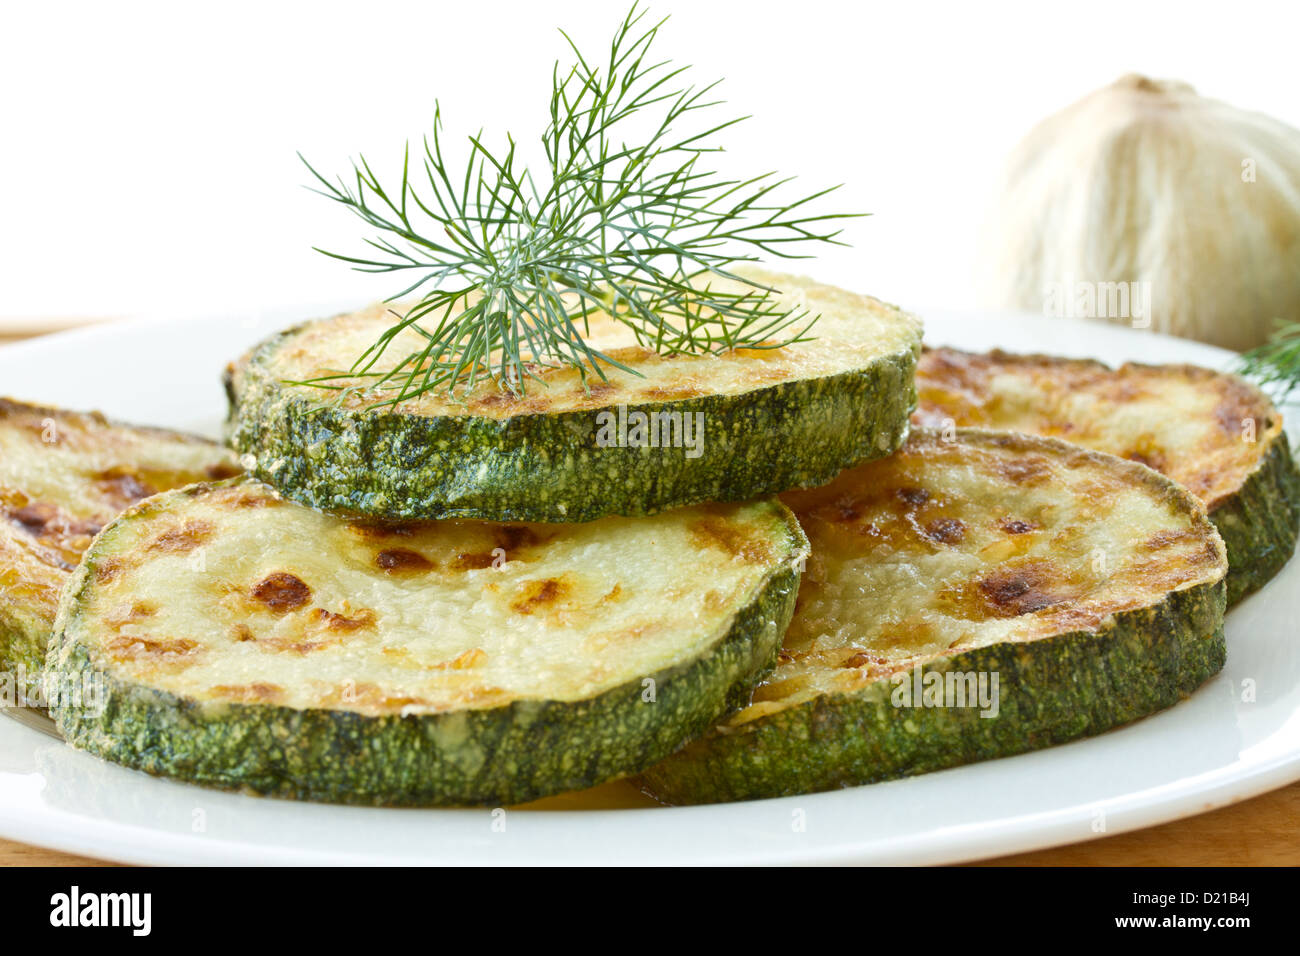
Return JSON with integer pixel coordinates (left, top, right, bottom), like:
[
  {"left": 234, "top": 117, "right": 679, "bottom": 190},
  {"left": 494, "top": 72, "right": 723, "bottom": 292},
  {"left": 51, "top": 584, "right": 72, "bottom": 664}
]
[
  {"left": 28, "top": 278, "right": 1297, "bottom": 807},
  {"left": 43, "top": 272, "right": 921, "bottom": 804}
]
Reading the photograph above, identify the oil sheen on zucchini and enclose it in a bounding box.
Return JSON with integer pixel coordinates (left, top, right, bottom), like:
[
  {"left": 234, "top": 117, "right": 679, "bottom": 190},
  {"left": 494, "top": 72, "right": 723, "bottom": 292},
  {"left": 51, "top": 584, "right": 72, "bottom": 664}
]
[
  {"left": 914, "top": 347, "right": 1300, "bottom": 603},
  {"left": 224, "top": 270, "right": 922, "bottom": 523},
  {"left": 638, "top": 429, "right": 1228, "bottom": 804},
  {"left": 0, "top": 398, "right": 239, "bottom": 699},
  {"left": 47, "top": 478, "right": 807, "bottom": 806}
]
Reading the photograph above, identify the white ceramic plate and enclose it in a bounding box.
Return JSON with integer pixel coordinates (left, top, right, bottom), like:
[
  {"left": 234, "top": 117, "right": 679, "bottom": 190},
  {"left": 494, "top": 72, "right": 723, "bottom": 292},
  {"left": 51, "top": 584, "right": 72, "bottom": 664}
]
[{"left": 1, "top": 305, "right": 1298, "bottom": 866}]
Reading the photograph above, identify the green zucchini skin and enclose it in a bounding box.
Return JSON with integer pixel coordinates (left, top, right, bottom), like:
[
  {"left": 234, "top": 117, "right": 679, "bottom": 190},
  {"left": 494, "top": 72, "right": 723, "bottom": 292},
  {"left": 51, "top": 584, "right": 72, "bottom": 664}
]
[
  {"left": 639, "top": 577, "right": 1226, "bottom": 805},
  {"left": 1211, "top": 431, "right": 1300, "bottom": 604},
  {"left": 0, "top": 615, "right": 44, "bottom": 704},
  {"left": 225, "top": 332, "right": 919, "bottom": 523},
  {"left": 47, "top": 513, "right": 805, "bottom": 807}
]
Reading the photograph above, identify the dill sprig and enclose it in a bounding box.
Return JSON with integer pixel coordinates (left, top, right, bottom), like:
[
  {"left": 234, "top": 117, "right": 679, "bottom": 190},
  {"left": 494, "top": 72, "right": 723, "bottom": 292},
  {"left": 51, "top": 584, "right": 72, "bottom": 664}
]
[
  {"left": 299, "top": 2, "right": 860, "bottom": 402},
  {"left": 1238, "top": 322, "right": 1300, "bottom": 402}
]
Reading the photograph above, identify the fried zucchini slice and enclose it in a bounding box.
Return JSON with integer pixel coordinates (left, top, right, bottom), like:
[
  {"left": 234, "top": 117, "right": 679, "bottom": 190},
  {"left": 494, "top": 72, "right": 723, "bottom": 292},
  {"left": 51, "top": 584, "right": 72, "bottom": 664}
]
[
  {"left": 224, "top": 270, "right": 922, "bottom": 523},
  {"left": 0, "top": 399, "right": 239, "bottom": 697},
  {"left": 639, "top": 429, "right": 1227, "bottom": 804},
  {"left": 47, "top": 479, "right": 807, "bottom": 805},
  {"left": 914, "top": 347, "right": 1300, "bottom": 602}
]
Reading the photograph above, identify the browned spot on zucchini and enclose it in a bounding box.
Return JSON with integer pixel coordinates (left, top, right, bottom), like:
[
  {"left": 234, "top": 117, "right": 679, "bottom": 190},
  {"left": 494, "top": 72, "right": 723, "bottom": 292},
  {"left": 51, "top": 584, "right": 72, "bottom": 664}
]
[
  {"left": 204, "top": 485, "right": 276, "bottom": 509},
  {"left": 251, "top": 572, "right": 312, "bottom": 612},
  {"left": 348, "top": 520, "right": 417, "bottom": 539},
  {"left": 1144, "top": 528, "right": 1197, "bottom": 551},
  {"left": 1123, "top": 438, "right": 1167, "bottom": 473},
  {"left": 210, "top": 682, "right": 283, "bottom": 703},
  {"left": 7, "top": 502, "right": 102, "bottom": 542},
  {"left": 999, "top": 517, "right": 1037, "bottom": 535},
  {"left": 8, "top": 502, "right": 58, "bottom": 537},
  {"left": 1214, "top": 386, "right": 1260, "bottom": 435},
  {"left": 924, "top": 517, "right": 965, "bottom": 544},
  {"left": 146, "top": 519, "right": 213, "bottom": 554},
  {"left": 510, "top": 577, "right": 569, "bottom": 614},
  {"left": 105, "top": 601, "right": 156, "bottom": 628},
  {"left": 94, "top": 558, "right": 125, "bottom": 584},
  {"left": 842, "top": 652, "right": 884, "bottom": 668},
  {"left": 105, "top": 635, "right": 200, "bottom": 664},
  {"left": 233, "top": 492, "right": 277, "bottom": 508},
  {"left": 995, "top": 457, "right": 1052, "bottom": 486},
  {"left": 493, "top": 525, "right": 539, "bottom": 551},
  {"left": 259, "top": 638, "right": 333, "bottom": 655},
  {"left": 895, "top": 486, "right": 931, "bottom": 505},
  {"left": 976, "top": 560, "right": 1066, "bottom": 617},
  {"left": 310, "top": 607, "right": 377, "bottom": 632},
  {"left": 95, "top": 467, "right": 156, "bottom": 506},
  {"left": 250, "top": 613, "right": 357, "bottom": 653},
  {"left": 445, "top": 526, "right": 544, "bottom": 569},
  {"left": 689, "top": 515, "right": 773, "bottom": 564},
  {"left": 231, "top": 623, "right": 256, "bottom": 642},
  {"left": 376, "top": 548, "right": 434, "bottom": 572},
  {"left": 451, "top": 551, "right": 496, "bottom": 571},
  {"left": 572, "top": 381, "right": 619, "bottom": 403}
]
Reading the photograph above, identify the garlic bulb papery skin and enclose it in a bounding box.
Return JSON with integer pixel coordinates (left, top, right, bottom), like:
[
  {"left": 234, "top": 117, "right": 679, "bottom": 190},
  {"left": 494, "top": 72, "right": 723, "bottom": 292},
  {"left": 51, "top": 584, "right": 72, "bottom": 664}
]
[{"left": 981, "top": 74, "right": 1300, "bottom": 352}]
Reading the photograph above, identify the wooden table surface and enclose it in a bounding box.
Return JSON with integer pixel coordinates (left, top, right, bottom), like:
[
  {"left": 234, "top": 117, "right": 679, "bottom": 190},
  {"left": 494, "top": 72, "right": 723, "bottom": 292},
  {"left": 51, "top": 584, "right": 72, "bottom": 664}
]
[{"left": 2, "top": 319, "right": 1297, "bottom": 867}]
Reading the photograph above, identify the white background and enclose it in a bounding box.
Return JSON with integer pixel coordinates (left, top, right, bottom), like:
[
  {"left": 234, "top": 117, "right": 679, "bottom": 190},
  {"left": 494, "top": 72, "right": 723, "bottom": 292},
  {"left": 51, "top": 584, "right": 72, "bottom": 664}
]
[{"left": 2, "top": 0, "right": 1297, "bottom": 323}]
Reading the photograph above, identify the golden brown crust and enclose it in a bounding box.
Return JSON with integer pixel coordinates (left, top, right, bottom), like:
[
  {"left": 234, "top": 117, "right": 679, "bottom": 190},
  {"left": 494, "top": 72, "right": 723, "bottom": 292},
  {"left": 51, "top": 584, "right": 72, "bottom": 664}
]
[
  {"left": 251, "top": 269, "right": 922, "bottom": 420},
  {"left": 744, "top": 428, "right": 1226, "bottom": 724},
  {"left": 913, "top": 347, "right": 1282, "bottom": 511},
  {"left": 67, "top": 479, "right": 804, "bottom": 717},
  {"left": 0, "top": 399, "right": 239, "bottom": 628}
]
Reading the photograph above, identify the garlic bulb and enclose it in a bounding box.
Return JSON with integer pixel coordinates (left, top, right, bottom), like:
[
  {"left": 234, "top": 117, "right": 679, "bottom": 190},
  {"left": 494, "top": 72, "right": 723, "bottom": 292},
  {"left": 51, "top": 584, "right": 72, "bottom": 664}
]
[{"left": 981, "top": 74, "right": 1300, "bottom": 351}]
